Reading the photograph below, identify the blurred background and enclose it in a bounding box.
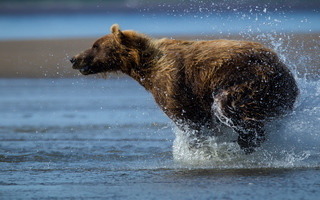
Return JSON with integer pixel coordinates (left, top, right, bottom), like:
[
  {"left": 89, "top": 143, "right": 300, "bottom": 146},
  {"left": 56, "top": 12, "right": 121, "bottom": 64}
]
[
  {"left": 1, "top": 2, "right": 320, "bottom": 199},
  {"left": 0, "top": 0, "right": 319, "bottom": 77}
]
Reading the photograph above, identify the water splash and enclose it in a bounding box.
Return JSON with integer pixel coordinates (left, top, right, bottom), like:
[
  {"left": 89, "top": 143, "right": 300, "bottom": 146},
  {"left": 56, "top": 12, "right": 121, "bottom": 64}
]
[{"left": 172, "top": 34, "right": 320, "bottom": 169}]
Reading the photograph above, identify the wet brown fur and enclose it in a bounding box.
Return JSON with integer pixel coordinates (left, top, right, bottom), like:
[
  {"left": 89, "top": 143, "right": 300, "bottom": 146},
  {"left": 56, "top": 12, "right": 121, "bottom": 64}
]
[{"left": 71, "top": 24, "right": 299, "bottom": 153}]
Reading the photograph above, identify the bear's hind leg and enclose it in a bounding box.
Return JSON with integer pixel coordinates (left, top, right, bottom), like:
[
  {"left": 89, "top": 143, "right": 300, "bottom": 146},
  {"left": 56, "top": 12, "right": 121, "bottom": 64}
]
[{"left": 213, "top": 90, "right": 266, "bottom": 154}]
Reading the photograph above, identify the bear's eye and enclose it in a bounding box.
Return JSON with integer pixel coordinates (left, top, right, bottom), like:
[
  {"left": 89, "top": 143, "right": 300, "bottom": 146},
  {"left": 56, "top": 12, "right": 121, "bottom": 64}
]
[{"left": 92, "top": 44, "right": 99, "bottom": 49}]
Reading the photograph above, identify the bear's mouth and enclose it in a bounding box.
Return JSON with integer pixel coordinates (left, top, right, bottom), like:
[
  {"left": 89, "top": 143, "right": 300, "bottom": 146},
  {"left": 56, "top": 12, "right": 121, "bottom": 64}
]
[
  {"left": 78, "top": 66, "right": 105, "bottom": 75},
  {"left": 79, "top": 66, "right": 92, "bottom": 75},
  {"left": 74, "top": 65, "right": 97, "bottom": 75},
  {"left": 70, "top": 58, "right": 98, "bottom": 75}
]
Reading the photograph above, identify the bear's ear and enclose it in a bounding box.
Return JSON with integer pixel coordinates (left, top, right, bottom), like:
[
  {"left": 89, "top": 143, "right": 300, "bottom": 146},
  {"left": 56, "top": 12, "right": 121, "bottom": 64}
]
[
  {"left": 110, "top": 24, "right": 126, "bottom": 45},
  {"left": 110, "top": 24, "right": 121, "bottom": 34},
  {"left": 110, "top": 24, "right": 138, "bottom": 48}
]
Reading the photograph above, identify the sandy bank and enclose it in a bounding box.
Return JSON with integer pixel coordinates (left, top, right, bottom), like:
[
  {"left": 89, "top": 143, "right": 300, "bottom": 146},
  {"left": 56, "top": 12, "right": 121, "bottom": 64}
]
[{"left": 0, "top": 33, "right": 319, "bottom": 78}]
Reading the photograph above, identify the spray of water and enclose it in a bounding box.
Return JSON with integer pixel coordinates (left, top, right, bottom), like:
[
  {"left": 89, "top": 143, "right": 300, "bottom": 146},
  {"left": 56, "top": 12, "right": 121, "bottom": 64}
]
[
  {"left": 139, "top": 1, "right": 320, "bottom": 169},
  {"left": 172, "top": 76, "right": 320, "bottom": 169},
  {"left": 172, "top": 32, "right": 320, "bottom": 169}
]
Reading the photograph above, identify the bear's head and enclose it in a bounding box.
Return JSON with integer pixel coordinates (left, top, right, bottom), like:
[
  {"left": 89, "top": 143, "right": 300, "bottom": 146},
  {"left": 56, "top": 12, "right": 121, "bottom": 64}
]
[{"left": 71, "top": 24, "right": 151, "bottom": 75}]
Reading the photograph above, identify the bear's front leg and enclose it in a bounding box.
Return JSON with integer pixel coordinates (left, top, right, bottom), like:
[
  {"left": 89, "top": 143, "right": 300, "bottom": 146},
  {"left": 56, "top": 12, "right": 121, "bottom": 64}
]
[
  {"left": 173, "top": 115, "right": 215, "bottom": 149},
  {"left": 235, "top": 121, "right": 266, "bottom": 154},
  {"left": 186, "top": 120, "right": 215, "bottom": 149}
]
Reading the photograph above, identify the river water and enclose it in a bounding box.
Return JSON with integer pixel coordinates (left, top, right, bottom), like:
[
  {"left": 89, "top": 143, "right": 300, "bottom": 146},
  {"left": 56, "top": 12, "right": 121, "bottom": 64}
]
[{"left": 0, "top": 76, "right": 319, "bottom": 199}]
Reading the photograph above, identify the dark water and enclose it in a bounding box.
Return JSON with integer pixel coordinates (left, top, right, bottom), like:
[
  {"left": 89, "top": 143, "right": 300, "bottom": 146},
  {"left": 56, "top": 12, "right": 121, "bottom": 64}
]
[
  {"left": 0, "top": 11, "right": 319, "bottom": 40},
  {"left": 0, "top": 77, "right": 320, "bottom": 199}
]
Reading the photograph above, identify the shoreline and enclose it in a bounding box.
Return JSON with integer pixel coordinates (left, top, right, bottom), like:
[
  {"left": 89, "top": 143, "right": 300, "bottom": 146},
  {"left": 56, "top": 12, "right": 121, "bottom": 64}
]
[{"left": 0, "top": 33, "right": 319, "bottom": 78}]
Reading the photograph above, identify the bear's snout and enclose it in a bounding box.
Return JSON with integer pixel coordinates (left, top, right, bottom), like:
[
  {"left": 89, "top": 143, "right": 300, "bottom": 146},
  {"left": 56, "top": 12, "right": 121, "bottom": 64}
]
[
  {"left": 70, "top": 56, "right": 81, "bottom": 68},
  {"left": 70, "top": 57, "right": 76, "bottom": 65},
  {"left": 70, "top": 56, "right": 83, "bottom": 69},
  {"left": 70, "top": 55, "right": 96, "bottom": 75}
]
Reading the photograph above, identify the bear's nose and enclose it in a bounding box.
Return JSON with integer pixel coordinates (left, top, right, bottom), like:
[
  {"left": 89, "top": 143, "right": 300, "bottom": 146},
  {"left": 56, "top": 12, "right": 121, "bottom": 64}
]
[{"left": 70, "top": 57, "right": 76, "bottom": 64}]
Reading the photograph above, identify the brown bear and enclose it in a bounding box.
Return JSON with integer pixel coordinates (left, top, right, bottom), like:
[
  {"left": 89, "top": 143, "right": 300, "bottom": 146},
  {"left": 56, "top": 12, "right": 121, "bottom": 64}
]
[{"left": 70, "top": 24, "right": 299, "bottom": 154}]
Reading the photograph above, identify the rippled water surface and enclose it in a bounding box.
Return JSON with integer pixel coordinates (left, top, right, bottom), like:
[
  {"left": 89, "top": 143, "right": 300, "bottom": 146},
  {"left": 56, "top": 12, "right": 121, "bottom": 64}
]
[{"left": 0, "top": 77, "right": 320, "bottom": 199}]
